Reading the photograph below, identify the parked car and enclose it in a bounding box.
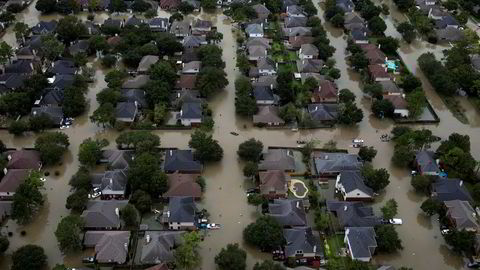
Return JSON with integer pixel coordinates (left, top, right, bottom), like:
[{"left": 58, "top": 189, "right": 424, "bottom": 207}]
[
  {"left": 88, "top": 187, "right": 101, "bottom": 199},
  {"left": 207, "top": 223, "right": 221, "bottom": 229},
  {"left": 468, "top": 261, "right": 480, "bottom": 268},
  {"left": 246, "top": 188, "right": 259, "bottom": 194},
  {"left": 389, "top": 218, "right": 403, "bottom": 225},
  {"left": 82, "top": 256, "right": 95, "bottom": 263}
]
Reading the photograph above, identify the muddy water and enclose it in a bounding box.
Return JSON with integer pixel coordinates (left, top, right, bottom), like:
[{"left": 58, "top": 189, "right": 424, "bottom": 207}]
[{"left": 0, "top": 2, "right": 479, "bottom": 270}]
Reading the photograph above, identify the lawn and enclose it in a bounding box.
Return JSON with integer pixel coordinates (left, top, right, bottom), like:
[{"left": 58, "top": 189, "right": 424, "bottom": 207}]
[{"left": 325, "top": 234, "right": 345, "bottom": 258}]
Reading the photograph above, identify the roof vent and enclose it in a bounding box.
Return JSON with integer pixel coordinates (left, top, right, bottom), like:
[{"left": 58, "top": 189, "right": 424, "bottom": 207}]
[
  {"left": 146, "top": 234, "right": 151, "bottom": 243},
  {"left": 344, "top": 205, "right": 348, "bottom": 211},
  {"left": 460, "top": 180, "right": 463, "bottom": 186}
]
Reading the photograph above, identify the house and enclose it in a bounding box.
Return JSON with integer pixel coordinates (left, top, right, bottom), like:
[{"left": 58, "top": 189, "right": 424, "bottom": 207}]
[
  {"left": 253, "top": 85, "right": 276, "bottom": 105},
  {"left": 283, "top": 227, "right": 324, "bottom": 260},
  {"left": 0, "top": 201, "right": 12, "bottom": 222},
  {"left": 49, "top": 74, "right": 75, "bottom": 90},
  {"left": 182, "top": 48, "right": 199, "bottom": 63},
  {"left": 164, "top": 196, "right": 197, "bottom": 230},
  {"left": 16, "top": 46, "right": 37, "bottom": 60},
  {"left": 6, "top": 150, "right": 42, "bottom": 170},
  {"left": 100, "top": 150, "right": 134, "bottom": 170},
  {"left": 383, "top": 95, "right": 409, "bottom": 117},
  {"left": 344, "top": 13, "right": 364, "bottom": 26},
  {"left": 283, "top": 27, "right": 312, "bottom": 37},
  {"left": 248, "top": 45, "right": 267, "bottom": 61},
  {"left": 49, "top": 59, "right": 76, "bottom": 75},
  {"left": 432, "top": 178, "right": 473, "bottom": 203},
  {"left": 245, "top": 23, "right": 264, "bottom": 38},
  {"left": 171, "top": 90, "right": 203, "bottom": 107},
  {"left": 257, "top": 58, "right": 277, "bottom": 75},
  {"left": 351, "top": 28, "right": 369, "bottom": 44},
  {"left": 178, "top": 102, "right": 203, "bottom": 126},
  {"left": 254, "top": 75, "right": 277, "bottom": 89},
  {"left": 428, "top": 7, "right": 446, "bottom": 20},
  {"left": 471, "top": 54, "right": 480, "bottom": 72},
  {"left": 175, "top": 75, "right": 197, "bottom": 90},
  {"left": 288, "top": 36, "right": 315, "bottom": 49},
  {"left": 139, "top": 231, "right": 184, "bottom": 265},
  {"left": 415, "top": 0, "right": 437, "bottom": 13},
  {"left": 284, "top": 16, "right": 307, "bottom": 28},
  {"left": 436, "top": 27, "right": 464, "bottom": 42},
  {"left": 121, "top": 89, "right": 148, "bottom": 108},
  {"left": 170, "top": 20, "right": 191, "bottom": 37},
  {"left": 434, "top": 14, "right": 459, "bottom": 29},
  {"left": 31, "top": 106, "right": 64, "bottom": 127},
  {"left": 125, "top": 15, "right": 142, "bottom": 27},
  {"left": 159, "top": 0, "right": 180, "bottom": 9},
  {"left": 91, "top": 170, "right": 128, "bottom": 200},
  {"left": 299, "top": 44, "right": 319, "bottom": 59},
  {"left": 312, "top": 80, "right": 338, "bottom": 103},
  {"left": 182, "top": 61, "right": 201, "bottom": 74},
  {"left": 83, "top": 231, "right": 130, "bottom": 264},
  {"left": 313, "top": 152, "right": 363, "bottom": 176},
  {"left": 137, "top": 55, "right": 159, "bottom": 73},
  {"left": 183, "top": 36, "right": 207, "bottom": 48},
  {"left": 336, "top": 0, "right": 354, "bottom": 12},
  {"left": 259, "top": 149, "right": 296, "bottom": 172},
  {"left": 85, "top": 21, "right": 101, "bottom": 35},
  {"left": 296, "top": 59, "right": 324, "bottom": 73},
  {"left": 191, "top": 19, "right": 212, "bottom": 32},
  {"left": 335, "top": 171, "right": 374, "bottom": 201},
  {"left": 259, "top": 170, "right": 290, "bottom": 199},
  {"left": 5, "top": 59, "right": 36, "bottom": 74},
  {"left": 246, "top": 37, "right": 271, "bottom": 49},
  {"left": 361, "top": 44, "right": 387, "bottom": 65},
  {"left": 0, "top": 169, "right": 30, "bottom": 199},
  {"left": 148, "top": 17, "right": 169, "bottom": 32},
  {"left": 326, "top": 200, "right": 381, "bottom": 227},
  {"left": 38, "top": 89, "right": 64, "bottom": 106},
  {"left": 252, "top": 4, "right": 271, "bottom": 21},
  {"left": 286, "top": 5, "right": 305, "bottom": 17},
  {"left": 163, "top": 150, "right": 203, "bottom": 174},
  {"left": 69, "top": 40, "right": 89, "bottom": 55},
  {"left": 307, "top": 104, "right": 338, "bottom": 124},
  {"left": 414, "top": 151, "right": 440, "bottom": 175},
  {"left": 444, "top": 200, "right": 479, "bottom": 231},
  {"left": 0, "top": 73, "right": 26, "bottom": 93},
  {"left": 298, "top": 72, "right": 325, "bottom": 83},
  {"left": 115, "top": 102, "right": 138, "bottom": 123},
  {"left": 103, "top": 18, "right": 124, "bottom": 29},
  {"left": 253, "top": 106, "right": 285, "bottom": 126},
  {"left": 164, "top": 173, "right": 202, "bottom": 199},
  {"left": 368, "top": 65, "right": 393, "bottom": 82},
  {"left": 81, "top": 200, "right": 129, "bottom": 230},
  {"left": 122, "top": 75, "right": 150, "bottom": 89},
  {"left": 344, "top": 227, "right": 377, "bottom": 262},
  {"left": 31, "top": 20, "right": 57, "bottom": 35},
  {"left": 378, "top": 80, "right": 402, "bottom": 95},
  {"left": 268, "top": 199, "right": 307, "bottom": 227}
]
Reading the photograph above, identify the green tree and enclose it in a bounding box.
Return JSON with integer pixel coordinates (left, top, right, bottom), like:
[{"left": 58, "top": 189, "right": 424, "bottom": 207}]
[
  {"left": 78, "top": 138, "right": 109, "bottom": 167},
  {"left": 331, "top": 13, "right": 345, "bottom": 27},
  {"left": 235, "top": 93, "right": 257, "bottom": 117},
  {"left": 411, "top": 175, "right": 432, "bottom": 195},
  {"left": 35, "top": 132, "right": 70, "bottom": 165},
  {"left": 279, "top": 103, "right": 299, "bottom": 123},
  {"left": 55, "top": 215, "right": 84, "bottom": 252},
  {"left": 156, "top": 32, "right": 183, "bottom": 55},
  {"left": 393, "top": 0, "right": 414, "bottom": 11},
  {"left": 362, "top": 165, "right": 390, "bottom": 192},
  {"left": 253, "top": 260, "right": 286, "bottom": 270},
  {"left": 174, "top": 231, "right": 202, "bottom": 270},
  {"left": 196, "top": 176, "right": 206, "bottom": 192},
  {"left": 243, "top": 161, "right": 259, "bottom": 178},
  {"left": 436, "top": 133, "right": 471, "bottom": 156},
  {"left": 350, "top": 52, "right": 368, "bottom": 70},
  {"left": 56, "top": 16, "right": 87, "bottom": 43},
  {"left": 189, "top": 130, "right": 223, "bottom": 162},
  {"left": 237, "top": 138, "right": 263, "bottom": 162},
  {"left": 243, "top": 216, "right": 284, "bottom": 251},
  {"left": 29, "top": 114, "right": 54, "bottom": 132},
  {"left": 69, "top": 166, "right": 92, "bottom": 191},
  {"left": 154, "top": 103, "right": 168, "bottom": 125},
  {"left": 130, "top": 190, "right": 152, "bottom": 214},
  {"left": 421, "top": 198, "right": 442, "bottom": 216},
  {"left": 127, "top": 153, "right": 168, "bottom": 196},
  {"left": 121, "top": 204, "right": 138, "bottom": 227},
  {"left": 8, "top": 120, "right": 29, "bottom": 136},
  {"left": 35, "top": 0, "right": 57, "bottom": 13},
  {"left": 66, "top": 189, "right": 88, "bottom": 212},
  {"left": 406, "top": 89, "right": 426, "bottom": 118},
  {"left": 441, "top": 147, "right": 476, "bottom": 180},
  {"left": 247, "top": 193, "right": 267, "bottom": 210},
  {"left": 236, "top": 53, "right": 250, "bottom": 75},
  {"left": 0, "top": 42, "right": 13, "bottom": 67},
  {"left": 368, "top": 16, "right": 387, "bottom": 35},
  {"left": 105, "top": 69, "right": 127, "bottom": 88},
  {"left": 90, "top": 103, "right": 116, "bottom": 128},
  {"left": 339, "top": 88, "right": 355, "bottom": 103},
  {"left": 196, "top": 67, "right": 228, "bottom": 98},
  {"left": 338, "top": 101, "right": 363, "bottom": 125},
  {"left": 392, "top": 145, "right": 414, "bottom": 167},
  {"left": 381, "top": 199, "right": 398, "bottom": 219},
  {"left": 358, "top": 146, "right": 377, "bottom": 162},
  {"left": 131, "top": 0, "right": 151, "bottom": 11},
  {"left": 314, "top": 210, "right": 331, "bottom": 232},
  {"left": 149, "top": 61, "right": 177, "bottom": 87},
  {"left": 116, "top": 130, "right": 160, "bottom": 151},
  {"left": 397, "top": 22, "right": 416, "bottom": 43},
  {"left": 63, "top": 86, "right": 86, "bottom": 117},
  {"left": 0, "top": 235, "right": 9, "bottom": 254},
  {"left": 201, "top": 0, "right": 217, "bottom": 9},
  {"left": 375, "top": 225, "right": 403, "bottom": 253},
  {"left": 110, "top": 0, "right": 127, "bottom": 12},
  {"left": 101, "top": 55, "right": 117, "bottom": 67},
  {"left": 377, "top": 37, "right": 400, "bottom": 55},
  {"left": 372, "top": 99, "right": 395, "bottom": 118},
  {"left": 399, "top": 74, "right": 422, "bottom": 92},
  {"left": 11, "top": 245, "right": 47, "bottom": 270},
  {"left": 97, "top": 88, "right": 122, "bottom": 106},
  {"left": 215, "top": 243, "right": 247, "bottom": 270},
  {"left": 13, "top": 22, "right": 30, "bottom": 42},
  {"left": 178, "top": 1, "right": 194, "bottom": 13},
  {"left": 444, "top": 229, "right": 475, "bottom": 254},
  {"left": 88, "top": 35, "right": 108, "bottom": 53}
]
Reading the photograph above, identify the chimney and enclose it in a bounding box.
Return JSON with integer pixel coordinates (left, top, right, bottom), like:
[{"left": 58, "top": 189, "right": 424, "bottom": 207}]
[
  {"left": 344, "top": 205, "right": 348, "bottom": 211},
  {"left": 296, "top": 201, "right": 300, "bottom": 208},
  {"left": 169, "top": 150, "right": 173, "bottom": 156},
  {"left": 460, "top": 180, "right": 463, "bottom": 186},
  {"left": 115, "top": 207, "right": 119, "bottom": 217},
  {"left": 146, "top": 234, "right": 151, "bottom": 243}
]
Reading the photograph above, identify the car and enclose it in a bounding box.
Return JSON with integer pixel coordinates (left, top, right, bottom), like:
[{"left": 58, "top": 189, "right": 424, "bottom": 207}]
[
  {"left": 82, "top": 256, "right": 95, "bottom": 263},
  {"left": 88, "top": 188, "right": 101, "bottom": 199},
  {"left": 389, "top": 218, "right": 403, "bottom": 225},
  {"left": 246, "top": 188, "right": 259, "bottom": 194},
  {"left": 468, "top": 261, "right": 480, "bottom": 268},
  {"left": 207, "top": 223, "right": 221, "bottom": 229},
  {"left": 441, "top": 229, "right": 451, "bottom": 235}
]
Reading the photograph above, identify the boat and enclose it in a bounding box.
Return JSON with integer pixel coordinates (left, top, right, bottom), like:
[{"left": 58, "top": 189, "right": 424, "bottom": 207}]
[
  {"left": 207, "top": 223, "right": 221, "bottom": 229},
  {"left": 296, "top": 140, "right": 306, "bottom": 144}
]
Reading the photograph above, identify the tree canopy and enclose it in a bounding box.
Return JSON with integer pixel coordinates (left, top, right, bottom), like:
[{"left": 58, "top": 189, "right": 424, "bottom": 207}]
[
  {"left": 362, "top": 164, "right": 390, "bottom": 192},
  {"left": 11, "top": 245, "right": 47, "bottom": 270},
  {"left": 35, "top": 132, "right": 70, "bottom": 165},
  {"left": 243, "top": 216, "right": 285, "bottom": 251},
  {"left": 11, "top": 171, "right": 45, "bottom": 224},
  {"left": 215, "top": 243, "right": 247, "bottom": 270},
  {"left": 237, "top": 138, "right": 263, "bottom": 162},
  {"left": 189, "top": 130, "right": 223, "bottom": 162},
  {"left": 253, "top": 260, "right": 286, "bottom": 270},
  {"left": 375, "top": 225, "right": 403, "bottom": 253},
  {"left": 358, "top": 145, "right": 377, "bottom": 162},
  {"left": 78, "top": 138, "right": 109, "bottom": 167},
  {"left": 174, "top": 231, "right": 202, "bottom": 270},
  {"left": 55, "top": 215, "right": 84, "bottom": 252}
]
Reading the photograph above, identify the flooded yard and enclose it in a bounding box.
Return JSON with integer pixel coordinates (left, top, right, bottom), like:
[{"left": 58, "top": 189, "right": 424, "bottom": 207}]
[{"left": 0, "top": 0, "right": 479, "bottom": 269}]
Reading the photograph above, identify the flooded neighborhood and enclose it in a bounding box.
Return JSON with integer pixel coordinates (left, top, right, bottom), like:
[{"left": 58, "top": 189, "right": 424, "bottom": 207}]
[{"left": 0, "top": 0, "right": 478, "bottom": 269}]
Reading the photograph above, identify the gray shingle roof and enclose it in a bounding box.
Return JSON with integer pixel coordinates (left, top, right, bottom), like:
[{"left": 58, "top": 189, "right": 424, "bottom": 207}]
[
  {"left": 0, "top": 73, "right": 26, "bottom": 90},
  {"left": 31, "top": 20, "right": 57, "bottom": 34},
  {"left": 92, "top": 170, "right": 128, "bottom": 195},
  {"left": 246, "top": 37, "right": 271, "bottom": 49},
  {"left": 308, "top": 104, "right": 338, "bottom": 122},
  {"left": 283, "top": 27, "right": 312, "bottom": 37},
  {"left": 164, "top": 150, "right": 203, "bottom": 173},
  {"left": 168, "top": 196, "right": 196, "bottom": 223},
  {"left": 284, "top": 227, "right": 324, "bottom": 257},
  {"left": 137, "top": 55, "right": 159, "bottom": 73},
  {"left": 248, "top": 45, "right": 267, "bottom": 58},
  {"left": 69, "top": 40, "right": 89, "bottom": 55},
  {"left": 326, "top": 200, "right": 381, "bottom": 227},
  {"left": 432, "top": 178, "right": 473, "bottom": 203},
  {"left": 259, "top": 149, "right": 296, "bottom": 171},
  {"left": 84, "top": 231, "right": 130, "bottom": 264},
  {"left": 284, "top": 16, "right": 307, "bottom": 28},
  {"left": 268, "top": 199, "right": 307, "bottom": 227},
  {"left": 180, "top": 102, "right": 202, "bottom": 119},
  {"left": 313, "top": 152, "right": 363, "bottom": 174},
  {"left": 259, "top": 170, "right": 290, "bottom": 195},
  {"left": 444, "top": 200, "right": 479, "bottom": 230},
  {"left": 183, "top": 36, "right": 207, "bottom": 48},
  {"left": 296, "top": 59, "right": 324, "bottom": 73},
  {"left": 122, "top": 75, "right": 150, "bottom": 89},
  {"left": 115, "top": 102, "right": 137, "bottom": 121},
  {"left": 81, "top": 200, "right": 128, "bottom": 228},
  {"left": 31, "top": 106, "right": 64, "bottom": 125},
  {"left": 338, "top": 170, "right": 374, "bottom": 197},
  {"left": 257, "top": 58, "right": 276, "bottom": 71},
  {"left": 345, "top": 227, "right": 377, "bottom": 260},
  {"left": 49, "top": 59, "right": 76, "bottom": 75},
  {"left": 434, "top": 14, "right": 459, "bottom": 29},
  {"left": 253, "top": 106, "right": 285, "bottom": 125},
  {"left": 140, "top": 231, "right": 184, "bottom": 264},
  {"left": 300, "top": 44, "right": 319, "bottom": 56},
  {"left": 253, "top": 85, "right": 275, "bottom": 102},
  {"left": 246, "top": 24, "right": 264, "bottom": 35},
  {"left": 101, "top": 149, "right": 134, "bottom": 170},
  {"left": 121, "top": 89, "right": 147, "bottom": 108}
]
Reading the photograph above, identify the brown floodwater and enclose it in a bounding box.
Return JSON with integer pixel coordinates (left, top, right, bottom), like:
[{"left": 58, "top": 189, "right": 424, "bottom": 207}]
[{"left": 0, "top": 1, "right": 479, "bottom": 269}]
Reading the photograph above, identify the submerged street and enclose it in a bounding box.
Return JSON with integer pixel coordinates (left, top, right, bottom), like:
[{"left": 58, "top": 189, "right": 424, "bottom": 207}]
[{"left": 0, "top": 1, "right": 479, "bottom": 269}]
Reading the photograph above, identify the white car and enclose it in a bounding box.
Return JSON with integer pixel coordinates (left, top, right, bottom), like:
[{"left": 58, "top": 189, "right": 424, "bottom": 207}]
[
  {"left": 441, "top": 229, "right": 450, "bottom": 235},
  {"left": 389, "top": 218, "right": 403, "bottom": 225},
  {"left": 207, "top": 223, "right": 221, "bottom": 229}
]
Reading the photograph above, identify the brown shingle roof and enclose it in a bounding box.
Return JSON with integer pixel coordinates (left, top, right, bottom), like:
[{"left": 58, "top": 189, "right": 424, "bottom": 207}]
[
  {"left": 259, "top": 170, "right": 290, "bottom": 195},
  {"left": 175, "top": 75, "right": 197, "bottom": 89},
  {"left": 0, "top": 169, "right": 30, "bottom": 193},
  {"left": 7, "top": 150, "right": 41, "bottom": 170},
  {"left": 288, "top": 36, "right": 315, "bottom": 48},
  {"left": 253, "top": 106, "right": 285, "bottom": 124},
  {"left": 312, "top": 80, "right": 338, "bottom": 102},
  {"left": 384, "top": 95, "right": 407, "bottom": 109},
  {"left": 368, "top": 65, "right": 391, "bottom": 80},
  {"left": 164, "top": 173, "right": 202, "bottom": 198},
  {"left": 361, "top": 44, "right": 386, "bottom": 65}
]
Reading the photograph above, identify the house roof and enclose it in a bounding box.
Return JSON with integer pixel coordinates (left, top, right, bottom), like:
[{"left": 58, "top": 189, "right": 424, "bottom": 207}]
[
  {"left": 268, "top": 199, "right": 307, "bottom": 226},
  {"left": 351, "top": 28, "right": 368, "bottom": 41},
  {"left": 259, "top": 149, "right": 296, "bottom": 171},
  {"left": 175, "top": 75, "right": 197, "bottom": 89},
  {"left": 182, "top": 61, "right": 201, "bottom": 72},
  {"left": 50, "top": 74, "right": 75, "bottom": 90},
  {"left": 69, "top": 40, "right": 89, "bottom": 55},
  {"left": 16, "top": 46, "right": 35, "bottom": 57},
  {"left": 246, "top": 24, "right": 264, "bottom": 35},
  {"left": 415, "top": 150, "right": 439, "bottom": 174},
  {"left": 246, "top": 37, "right": 271, "bottom": 49},
  {"left": 103, "top": 18, "right": 123, "bottom": 28},
  {"left": 183, "top": 36, "right": 206, "bottom": 48},
  {"left": 92, "top": 170, "right": 128, "bottom": 195},
  {"left": 368, "top": 64, "right": 391, "bottom": 79},
  {"left": 126, "top": 15, "right": 142, "bottom": 26},
  {"left": 384, "top": 95, "right": 408, "bottom": 109},
  {"left": 284, "top": 16, "right": 307, "bottom": 28},
  {"left": 296, "top": 59, "right": 324, "bottom": 73},
  {"left": 248, "top": 45, "right": 268, "bottom": 58},
  {"left": 432, "top": 178, "right": 473, "bottom": 203},
  {"left": 300, "top": 44, "right": 319, "bottom": 56},
  {"left": 284, "top": 227, "right": 324, "bottom": 258},
  {"left": 252, "top": 4, "right": 271, "bottom": 16},
  {"left": 312, "top": 79, "right": 337, "bottom": 101},
  {"left": 313, "top": 152, "right": 363, "bottom": 173},
  {"left": 471, "top": 54, "right": 480, "bottom": 71},
  {"left": 40, "top": 89, "right": 64, "bottom": 106},
  {"left": 164, "top": 173, "right": 202, "bottom": 198},
  {"left": 31, "top": 106, "right": 64, "bottom": 125},
  {"left": 84, "top": 231, "right": 130, "bottom": 264},
  {"left": 137, "top": 55, "right": 159, "bottom": 73},
  {"left": 115, "top": 102, "right": 137, "bottom": 121},
  {"left": 101, "top": 150, "right": 134, "bottom": 170},
  {"left": 326, "top": 200, "right": 381, "bottom": 227},
  {"left": 257, "top": 58, "right": 276, "bottom": 71},
  {"left": 253, "top": 106, "right": 285, "bottom": 124},
  {"left": 149, "top": 17, "right": 169, "bottom": 28},
  {"left": 49, "top": 59, "right": 76, "bottom": 75},
  {"left": 7, "top": 150, "right": 41, "bottom": 170},
  {"left": 180, "top": 102, "right": 202, "bottom": 119},
  {"left": 164, "top": 150, "right": 203, "bottom": 173},
  {"left": 361, "top": 44, "right": 386, "bottom": 65},
  {"left": 140, "top": 231, "right": 184, "bottom": 264},
  {"left": 378, "top": 80, "right": 402, "bottom": 94},
  {"left": 435, "top": 14, "right": 459, "bottom": 29},
  {"left": 84, "top": 21, "right": 101, "bottom": 35},
  {"left": 259, "top": 170, "right": 290, "bottom": 195},
  {"left": 344, "top": 13, "right": 365, "bottom": 25},
  {"left": 122, "top": 75, "right": 150, "bottom": 89},
  {"left": 170, "top": 20, "right": 190, "bottom": 36},
  {"left": 307, "top": 104, "right": 338, "bottom": 122},
  {"left": 286, "top": 5, "right": 305, "bottom": 15},
  {"left": 182, "top": 48, "right": 199, "bottom": 63},
  {"left": 192, "top": 19, "right": 212, "bottom": 29},
  {"left": 444, "top": 200, "right": 479, "bottom": 230},
  {"left": 337, "top": 0, "right": 354, "bottom": 12},
  {"left": 283, "top": 27, "right": 312, "bottom": 37},
  {"left": 0, "top": 73, "right": 26, "bottom": 90},
  {"left": 253, "top": 85, "right": 275, "bottom": 101},
  {"left": 288, "top": 36, "right": 315, "bottom": 48},
  {"left": 25, "top": 35, "right": 43, "bottom": 50},
  {"left": 338, "top": 170, "right": 374, "bottom": 197},
  {"left": 121, "top": 89, "right": 147, "bottom": 108},
  {"left": 81, "top": 200, "right": 128, "bottom": 228},
  {"left": 436, "top": 27, "right": 464, "bottom": 41},
  {"left": 345, "top": 227, "right": 377, "bottom": 260},
  {"left": 168, "top": 196, "right": 196, "bottom": 223},
  {"left": 31, "top": 20, "right": 57, "bottom": 34},
  {"left": 5, "top": 59, "right": 35, "bottom": 74},
  {"left": 172, "top": 90, "right": 202, "bottom": 105},
  {"left": 0, "top": 169, "right": 30, "bottom": 193},
  {"left": 299, "top": 73, "right": 325, "bottom": 83},
  {"left": 0, "top": 201, "right": 12, "bottom": 219},
  {"left": 254, "top": 75, "right": 277, "bottom": 89}
]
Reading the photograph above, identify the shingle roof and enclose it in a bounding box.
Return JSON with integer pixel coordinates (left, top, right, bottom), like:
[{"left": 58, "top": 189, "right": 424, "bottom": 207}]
[
  {"left": 253, "top": 106, "right": 285, "bottom": 125},
  {"left": 49, "top": 59, "right": 76, "bottom": 75},
  {"left": 183, "top": 36, "right": 206, "bottom": 48},
  {"left": 170, "top": 20, "right": 190, "bottom": 36},
  {"left": 103, "top": 18, "right": 123, "bottom": 28},
  {"left": 84, "top": 231, "right": 130, "bottom": 264},
  {"left": 0, "top": 73, "right": 26, "bottom": 90},
  {"left": 168, "top": 196, "right": 196, "bottom": 223},
  {"left": 338, "top": 170, "right": 374, "bottom": 197},
  {"left": 51, "top": 74, "right": 75, "bottom": 90},
  {"left": 115, "top": 102, "right": 137, "bottom": 121},
  {"left": 444, "top": 200, "right": 479, "bottom": 230},
  {"left": 246, "top": 37, "right": 271, "bottom": 49},
  {"left": 253, "top": 85, "right": 275, "bottom": 102},
  {"left": 284, "top": 16, "right": 307, "bottom": 28},
  {"left": 313, "top": 152, "right": 363, "bottom": 174},
  {"left": 436, "top": 27, "right": 464, "bottom": 41},
  {"left": 81, "top": 200, "right": 128, "bottom": 228},
  {"left": 259, "top": 149, "right": 296, "bottom": 171},
  {"left": 296, "top": 59, "right": 324, "bottom": 73},
  {"left": 165, "top": 173, "right": 202, "bottom": 198},
  {"left": 31, "top": 106, "right": 64, "bottom": 125},
  {"left": 149, "top": 17, "right": 169, "bottom": 29},
  {"left": 121, "top": 89, "right": 147, "bottom": 108},
  {"left": 300, "top": 44, "right": 319, "bottom": 56},
  {"left": 92, "top": 170, "right": 128, "bottom": 195},
  {"left": 0, "top": 169, "right": 30, "bottom": 193},
  {"left": 268, "top": 199, "right": 307, "bottom": 227},
  {"left": 254, "top": 75, "right": 277, "bottom": 89},
  {"left": 101, "top": 149, "right": 134, "bottom": 170},
  {"left": 283, "top": 27, "right": 312, "bottom": 37},
  {"left": 345, "top": 227, "right": 377, "bottom": 260},
  {"left": 361, "top": 45, "right": 386, "bottom": 65},
  {"left": 140, "top": 231, "right": 184, "bottom": 264},
  {"left": 378, "top": 80, "right": 402, "bottom": 94},
  {"left": 286, "top": 5, "right": 305, "bottom": 15},
  {"left": 326, "top": 200, "right": 381, "bottom": 227},
  {"left": 259, "top": 170, "right": 290, "bottom": 195},
  {"left": 31, "top": 20, "right": 57, "bottom": 34},
  {"left": 384, "top": 95, "right": 408, "bottom": 109},
  {"left": 7, "top": 150, "right": 41, "bottom": 170},
  {"left": 246, "top": 24, "right": 264, "bottom": 35},
  {"left": 308, "top": 104, "right": 338, "bottom": 122},
  {"left": 182, "top": 61, "right": 201, "bottom": 72},
  {"left": 248, "top": 45, "right": 267, "bottom": 58},
  {"left": 180, "top": 102, "right": 202, "bottom": 119},
  {"left": 69, "top": 40, "right": 89, "bottom": 55},
  {"left": 126, "top": 15, "right": 142, "bottom": 26},
  {"left": 192, "top": 19, "right": 212, "bottom": 29},
  {"left": 312, "top": 79, "right": 337, "bottom": 101},
  {"left": 137, "top": 55, "right": 159, "bottom": 73},
  {"left": 284, "top": 227, "right": 323, "bottom": 257},
  {"left": 288, "top": 36, "right": 315, "bottom": 48},
  {"left": 175, "top": 75, "right": 197, "bottom": 89},
  {"left": 257, "top": 58, "right": 276, "bottom": 71},
  {"left": 415, "top": 151, "right": 439, "bottom": 174},
  {"left": 368, "top": 64, "right": 391, "bottom": 79},
  {"left": 351, "top": 28, "right": 368, "bottom": 41},
  {"left": 252, "top": 4, "right": 271, "bottom": 15},
  {"left": 344, "top": 13, "right": 365, "bottom": 25},
  {"left": 40, "top": 89, "right": 64, "bottom": 106},
  {"left": 122, "top": 75, "right": 150, "bottom": 89},
  {"left": 432, "top": 178, "right": 473, "bottom": 203},
  {"left": 435, "top": 14, "right": 459, "bottom": 29},
  {"left": 5, "top": 59, "right": 35, "bottom": 74},
  {"left": 164, "top": 150, "right": 203, "bottom": 173}
]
